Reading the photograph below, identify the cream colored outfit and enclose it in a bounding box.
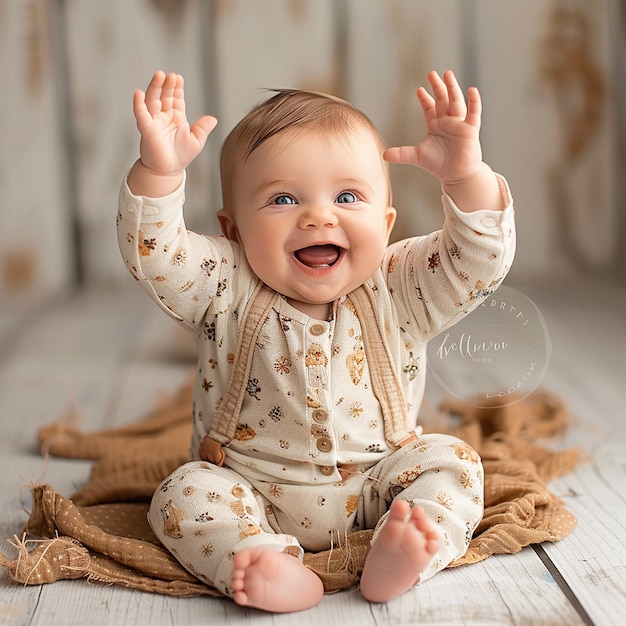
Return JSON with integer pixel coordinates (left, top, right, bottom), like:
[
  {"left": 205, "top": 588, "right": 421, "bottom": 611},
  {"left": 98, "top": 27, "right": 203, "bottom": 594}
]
[{"left": 117, "top": 174, "right": 515, "bottom": 597}]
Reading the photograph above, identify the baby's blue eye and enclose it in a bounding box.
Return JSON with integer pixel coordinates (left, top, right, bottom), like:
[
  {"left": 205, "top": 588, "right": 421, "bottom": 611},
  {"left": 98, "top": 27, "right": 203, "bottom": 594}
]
[
  {"left": 336, "top": 191, "right": 357, "bottom": 204},
  {"left": 274, "top": 195, "right": 296, "bottom": 205}
]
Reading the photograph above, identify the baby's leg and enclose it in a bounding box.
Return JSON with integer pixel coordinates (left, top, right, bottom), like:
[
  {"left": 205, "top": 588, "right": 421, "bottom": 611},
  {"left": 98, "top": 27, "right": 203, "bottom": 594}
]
[
  {"left": 148, "top": 461, "right": 305, "bottom": 602},
  {"left": 231, "top": 547, "right": 324, "bottom": 612},
  {"left": 362, "top": 433, "right": 484, "bottom": 590},
  {"left": 360, "top": 500, "right": 439, "bottom": 603}
]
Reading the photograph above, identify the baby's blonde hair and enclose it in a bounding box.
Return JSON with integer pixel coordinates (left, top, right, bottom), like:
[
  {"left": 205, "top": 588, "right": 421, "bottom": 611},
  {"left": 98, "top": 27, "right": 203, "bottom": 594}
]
[{"left": 219, "top": 89, "right": 390, "bottom": 212}]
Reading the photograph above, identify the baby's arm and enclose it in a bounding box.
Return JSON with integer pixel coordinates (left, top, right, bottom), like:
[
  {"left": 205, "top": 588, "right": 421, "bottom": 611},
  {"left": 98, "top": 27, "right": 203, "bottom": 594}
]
[
  {"left": 128, "top": 70, "right": 218, "bottom": 197},
  {"left": 384, "top": 70, "right": 504, "bottom": 214},
  {"left": 384, "top": 71, "right": 515, "bottom": 338},
  {"left": 118, "top": 72, "right": 227, "bottom": 330}
]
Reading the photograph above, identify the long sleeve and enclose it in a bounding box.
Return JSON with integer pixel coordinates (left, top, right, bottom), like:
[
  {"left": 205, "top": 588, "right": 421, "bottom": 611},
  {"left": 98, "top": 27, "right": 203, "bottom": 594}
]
[
  {"left": 384, "top": 174, "right": 515, "bottom": 341},
  {"left": 116, "top": 173, "right": 239, "bottom": 334}
]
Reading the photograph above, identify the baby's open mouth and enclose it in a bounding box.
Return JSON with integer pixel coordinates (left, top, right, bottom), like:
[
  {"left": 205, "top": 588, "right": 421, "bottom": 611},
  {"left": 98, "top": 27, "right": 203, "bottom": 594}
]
[{"left": 295, "top": 245, "right": 342, "bottom": 268}]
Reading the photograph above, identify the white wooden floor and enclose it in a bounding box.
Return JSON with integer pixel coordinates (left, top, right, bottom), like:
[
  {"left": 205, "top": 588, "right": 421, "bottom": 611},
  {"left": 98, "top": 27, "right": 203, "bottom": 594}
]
[{"left": 0, "top": 279, "right": 624, "bottom": 626}]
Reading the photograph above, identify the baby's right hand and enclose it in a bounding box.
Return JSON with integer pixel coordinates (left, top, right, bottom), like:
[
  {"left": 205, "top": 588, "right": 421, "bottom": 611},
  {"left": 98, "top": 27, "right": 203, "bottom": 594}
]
[{"left": 134, "top": 70, "right": 218, "bottom": 177}]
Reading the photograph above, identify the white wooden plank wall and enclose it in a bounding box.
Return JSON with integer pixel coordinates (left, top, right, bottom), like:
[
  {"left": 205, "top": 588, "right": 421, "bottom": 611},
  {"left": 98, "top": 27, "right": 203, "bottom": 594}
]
[
  {"left": 475, "top": 0, "right": 618, "bottom": 278},
  {"left": 0, "top": 0, "right": 74, "bottom": 307},
  {"left": 2, "top": 0, "right": 624, "bottom": 303},
  {"left": 63, "top": 0, "right": 214, "bottom": 284}
]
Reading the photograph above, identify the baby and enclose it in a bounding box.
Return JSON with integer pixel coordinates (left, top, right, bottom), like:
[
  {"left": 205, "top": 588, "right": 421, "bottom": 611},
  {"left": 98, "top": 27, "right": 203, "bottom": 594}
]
[{"left": 117, "top": 70, "right": 515, "bottom": 612}]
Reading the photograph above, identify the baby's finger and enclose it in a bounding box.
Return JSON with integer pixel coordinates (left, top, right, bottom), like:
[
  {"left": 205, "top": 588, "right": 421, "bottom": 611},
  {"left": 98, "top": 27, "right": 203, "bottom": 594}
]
[
  {"left": 144, "top": 70, "right": 166, "bottom": 116},
  {"left": 159, "top": 72, "right": 179, "bottom": 113},
  {"left": 416, "top": 86, "right": 437, "bottom": 124},
  {"left": 173, "top": 73, "right": 187, "bottom": 115},
  {"left": 133, "top": 89, "right": 153, "bottom": 132},
  {"left": 465, "top": 86, "right": 482, "bottom": 129},
  {"left": 428, "top": 71, "right": 449, "bottom": 118},
  {"left": 190, "top": 115, "right": 219, "bottom": 147},
  {"left": 383, "top": 145, "right": 420, "bottom": 166},
  {"left": 443, "top": 70, "right": 467, "bottom": 119}
]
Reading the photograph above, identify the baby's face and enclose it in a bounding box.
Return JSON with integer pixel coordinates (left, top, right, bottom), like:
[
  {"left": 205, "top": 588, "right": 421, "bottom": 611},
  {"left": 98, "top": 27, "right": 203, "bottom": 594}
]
[{"left": 219, "top": 127, "right": 396, "bottom": 318}]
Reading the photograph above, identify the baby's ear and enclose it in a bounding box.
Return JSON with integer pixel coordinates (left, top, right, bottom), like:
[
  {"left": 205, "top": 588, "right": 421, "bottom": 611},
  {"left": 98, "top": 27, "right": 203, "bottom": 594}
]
[
  {"left": 217, "top": 209, "right": 238, "bottom": 242},
  {"left": 384, "top": 206, "right": 397, "bottom": 243}
]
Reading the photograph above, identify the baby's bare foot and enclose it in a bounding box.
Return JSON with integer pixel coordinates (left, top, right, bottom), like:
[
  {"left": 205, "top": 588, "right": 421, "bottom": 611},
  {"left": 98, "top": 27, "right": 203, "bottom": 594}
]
[
  {"left": 231, "top": 547, "right": 324, "bottom": 613},
  {"left": 360, "top": 500, "right": 439, "bottom": 603}
]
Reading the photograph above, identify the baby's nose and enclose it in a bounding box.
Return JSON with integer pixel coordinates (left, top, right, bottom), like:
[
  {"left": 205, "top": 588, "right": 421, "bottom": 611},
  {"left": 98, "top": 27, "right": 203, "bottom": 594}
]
[{"left": 298, "top": 205, "right": 338, "bottom": 229}]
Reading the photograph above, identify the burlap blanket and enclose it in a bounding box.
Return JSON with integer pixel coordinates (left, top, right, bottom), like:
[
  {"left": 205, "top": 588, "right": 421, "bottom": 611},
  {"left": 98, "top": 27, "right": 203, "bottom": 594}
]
[{"left": 1, "top": 381, "right": 582, "bottom": 597}]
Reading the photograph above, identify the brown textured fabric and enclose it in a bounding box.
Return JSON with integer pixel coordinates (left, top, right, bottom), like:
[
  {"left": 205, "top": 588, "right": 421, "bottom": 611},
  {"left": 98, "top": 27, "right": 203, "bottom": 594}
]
[{"left": 0, "top": 382, "right": 582, "bottom": 596}]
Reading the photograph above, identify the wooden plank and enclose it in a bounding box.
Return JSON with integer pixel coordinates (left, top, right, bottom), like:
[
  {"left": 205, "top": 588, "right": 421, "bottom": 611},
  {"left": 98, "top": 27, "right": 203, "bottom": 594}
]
[
  {"left": 0, "top": 289, "right": 155, "bottom": 442},
  {"left": 0, "top": 559, "right": 41, "bottom": 626},
  {"left": 0, "top": 0, "right": 74, "bottom": 303},
  {"left": 540, "top": 445, "right": 626, "bottom": 626},
  {"left": 499, "top": 283, "right": 626, "bottom": 625},
  {"left": 20, "top": 582, "right": 379, "bottom": 626},
  {"left": 475, "top": 0, "right": 617, "bottom": 280},
  {"left": 212, "top": 0, "right": 338, "bottom": 134},
  {"left": 0, "top": 289, "right": 153, "bottom": 626},
  {"left": 2, "top": 549, "right": 584, "bottom": 626},
  {"left": 368, "top": 550, "right": 585, "bottom": 626},
  {"left": 63, "top": 0, "right": 213, "bottom": 284}
]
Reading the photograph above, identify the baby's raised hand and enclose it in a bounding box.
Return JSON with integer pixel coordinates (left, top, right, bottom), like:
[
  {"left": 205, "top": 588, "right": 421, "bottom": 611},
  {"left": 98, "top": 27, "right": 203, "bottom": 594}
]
[
  {"left": 134, "top": 71, "right": 217, "bottom": 177},
  {"left": 384, "top": 71, "right": 483, "bottom": 185}
]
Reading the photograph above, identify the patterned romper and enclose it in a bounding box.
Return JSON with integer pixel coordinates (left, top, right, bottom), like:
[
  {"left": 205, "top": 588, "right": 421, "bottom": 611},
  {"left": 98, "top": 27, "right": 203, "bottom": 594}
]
[{"left": 117, "top": 174, "right": 515, "bottom": 597}]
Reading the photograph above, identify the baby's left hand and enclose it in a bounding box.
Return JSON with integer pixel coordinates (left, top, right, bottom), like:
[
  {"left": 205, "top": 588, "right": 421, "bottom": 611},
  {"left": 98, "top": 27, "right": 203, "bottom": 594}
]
[{"left": 384, "top": 70, "right": 483, "bottom": 185}]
